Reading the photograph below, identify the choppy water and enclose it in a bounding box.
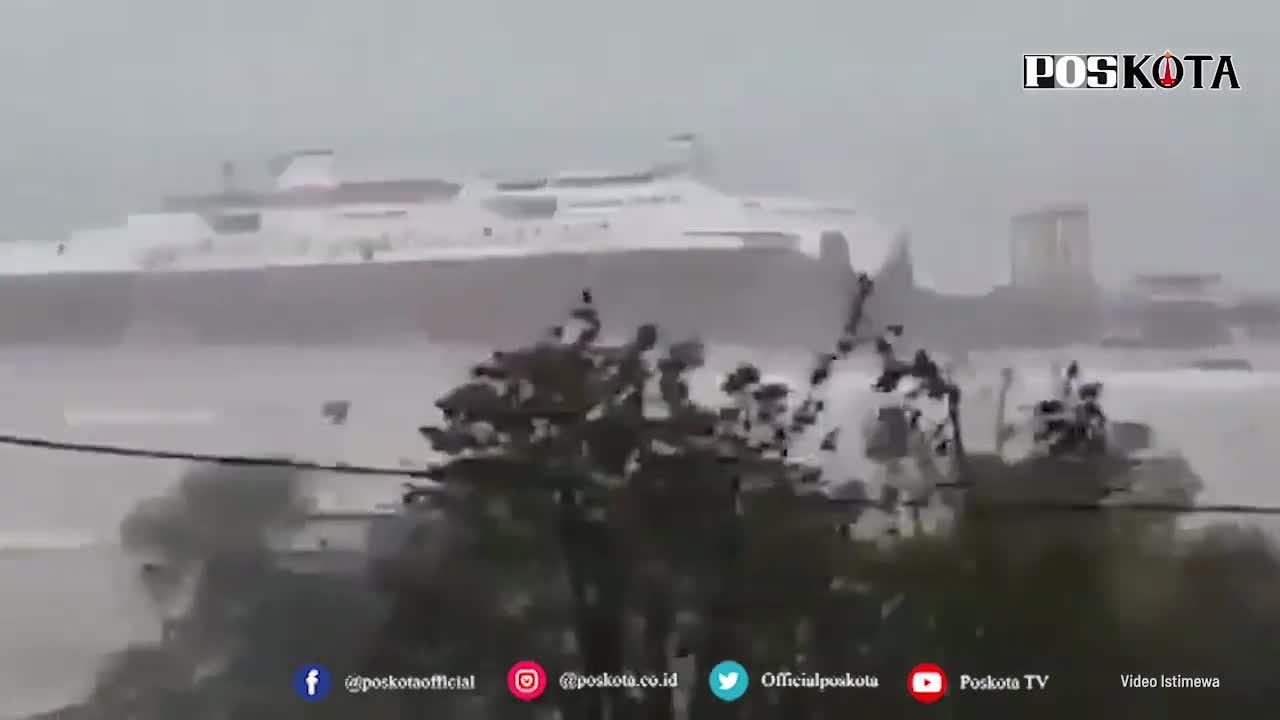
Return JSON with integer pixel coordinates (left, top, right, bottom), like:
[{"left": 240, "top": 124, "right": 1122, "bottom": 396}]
[{"left": 2, "top": 342, "right": 1280, "bottom": 717}]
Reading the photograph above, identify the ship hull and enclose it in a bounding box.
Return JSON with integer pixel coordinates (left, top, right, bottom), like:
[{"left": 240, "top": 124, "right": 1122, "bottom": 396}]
[{"left": 0, "top": 245, "right": 914, "bottom": 351}]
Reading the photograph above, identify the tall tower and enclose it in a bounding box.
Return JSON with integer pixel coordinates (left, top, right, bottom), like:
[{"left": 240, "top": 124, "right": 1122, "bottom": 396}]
[{"left": 1009, "top": 204, "right": 1095, "bottom": 299}]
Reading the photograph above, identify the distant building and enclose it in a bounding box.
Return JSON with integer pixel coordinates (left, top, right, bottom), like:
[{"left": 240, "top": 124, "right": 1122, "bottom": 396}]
[
  {"left": 1131, "top": 273, "right": 1225, "bottom": 303},
  {"left": 989, "top": 204, "right": 1103, "bottom": 345},
  {"left": 1130, "top": 273, "right": 1231, "bottom": 347},
  {"left": 1009, "top": 204, "right": 1096, "bottom": 299}
]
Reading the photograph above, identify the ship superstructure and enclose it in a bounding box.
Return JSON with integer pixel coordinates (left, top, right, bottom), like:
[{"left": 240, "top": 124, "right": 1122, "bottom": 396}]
[{"left": 0, "top": 136, "right": 910, "bottom": 349}]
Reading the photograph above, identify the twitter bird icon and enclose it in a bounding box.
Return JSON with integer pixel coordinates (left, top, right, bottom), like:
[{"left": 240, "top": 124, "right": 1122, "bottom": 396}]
[{"left": 709, "top": 660, "right": 748, "bottom": 701}]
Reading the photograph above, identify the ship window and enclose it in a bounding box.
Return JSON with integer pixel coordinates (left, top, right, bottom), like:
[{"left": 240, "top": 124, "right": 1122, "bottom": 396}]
[
  {"left": 777, "top": 207, "right": 857, "bottom": 216},
  {"left": 484, "top": 195, "right": 558, "bottom": 219},
  {"left": 629, "top": 194, "right": 680, "bottom": 204},
  {"left": 208, "top": 213, "right": 261, "bottom": 234},
  {"left": 551, "top": 171, "right": 655, "bottom": 188},
  {"left": 569, "top": 199, "right": 625, "bottom": 209},
  {"left": 342, "top": 210, "right": 408, "bottom": 220},
  {"left": 495, "top": 178, "right": 549, "bottom": 191}
]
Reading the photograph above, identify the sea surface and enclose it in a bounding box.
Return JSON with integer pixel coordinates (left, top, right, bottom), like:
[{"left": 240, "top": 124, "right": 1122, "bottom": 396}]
[{"left": 2, "top": 341, "right": 1280, "bottom": 717}]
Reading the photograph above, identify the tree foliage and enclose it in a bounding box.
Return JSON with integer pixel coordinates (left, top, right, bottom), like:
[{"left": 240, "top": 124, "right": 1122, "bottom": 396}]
[{"left": 49, "top": 281, "right": 1280, "bottom": 720}]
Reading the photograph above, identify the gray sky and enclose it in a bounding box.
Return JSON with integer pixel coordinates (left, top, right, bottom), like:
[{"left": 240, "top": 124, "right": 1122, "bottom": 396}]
[{"left": 0, "top": 0, "right": 1271, "bottom": 291}]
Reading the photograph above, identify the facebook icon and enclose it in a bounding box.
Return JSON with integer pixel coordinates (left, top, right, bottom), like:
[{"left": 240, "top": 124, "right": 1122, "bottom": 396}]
[{"left": 292, "top": 664, "right": 332, "bottom": 701}]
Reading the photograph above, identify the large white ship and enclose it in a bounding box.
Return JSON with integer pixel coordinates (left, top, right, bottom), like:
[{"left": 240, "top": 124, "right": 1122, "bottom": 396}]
[{"left": 0, "top": 135, "right": 914, "bottom": 350}]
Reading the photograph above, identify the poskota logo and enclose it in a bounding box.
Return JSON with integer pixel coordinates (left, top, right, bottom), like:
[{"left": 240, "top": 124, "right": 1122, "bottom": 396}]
[
  {"left": 908, "top": 663, "right": 947, "bottom": 703},
  {"left": 1023, "top": 51, "right": 1240, "bottom": 89}
]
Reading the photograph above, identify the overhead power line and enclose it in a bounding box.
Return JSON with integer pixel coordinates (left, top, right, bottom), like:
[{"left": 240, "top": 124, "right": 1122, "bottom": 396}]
[
  {"left": 0, "top": 432, "right": 432, "bottom": 478},
  {"left": 2, "top": 431, "right": 1280, "bottom": 516}
]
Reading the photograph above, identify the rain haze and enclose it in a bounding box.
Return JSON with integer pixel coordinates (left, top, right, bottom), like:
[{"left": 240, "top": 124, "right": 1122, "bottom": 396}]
[
  {"left": 0, "top": 0, "right": 1272, "bottom": 290},
  {"left": 0, "top": 1, "right": 1278, "bottom": 718}
]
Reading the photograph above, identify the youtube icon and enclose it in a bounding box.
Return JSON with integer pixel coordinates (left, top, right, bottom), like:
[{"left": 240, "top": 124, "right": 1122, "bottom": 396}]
[{"left": 907, "top": 663, "right": 947, "bottom": 703}]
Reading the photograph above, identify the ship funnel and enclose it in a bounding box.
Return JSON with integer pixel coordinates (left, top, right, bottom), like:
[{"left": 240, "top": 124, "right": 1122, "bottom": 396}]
[
  {"left": 653, "top": 132, "right": 711, "bottom": 179},
  {"left": 273, "top": 149, "right": 340, "bottom": 191}
]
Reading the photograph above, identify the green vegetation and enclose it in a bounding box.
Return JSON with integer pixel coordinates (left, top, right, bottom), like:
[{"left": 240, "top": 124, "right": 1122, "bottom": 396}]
[{"left": 48, "top": 281, "right": 1280, "bottom": 719}]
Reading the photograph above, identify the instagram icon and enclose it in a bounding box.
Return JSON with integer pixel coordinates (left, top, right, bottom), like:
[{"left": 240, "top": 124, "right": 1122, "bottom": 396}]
[{"left": 507, "top": 660, "right": 547, "bottom": 701}]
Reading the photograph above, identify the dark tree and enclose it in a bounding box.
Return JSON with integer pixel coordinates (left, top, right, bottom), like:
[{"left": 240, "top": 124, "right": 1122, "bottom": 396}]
[{"left": 56, "top": 280, "right": 1280, "bottom": 720}]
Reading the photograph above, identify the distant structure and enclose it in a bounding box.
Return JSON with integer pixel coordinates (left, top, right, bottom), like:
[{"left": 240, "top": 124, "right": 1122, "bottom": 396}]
[
  {"left": 1130, "top": 273, "right": 1232, "bottom": 347},
  {"left": 652, "top": 132, "right": 712, "bottom": 179},
  {"left": 273, "top": 149, "right": 340, "bottom": 191},
  {"left": 998, "top": 204, "right": 1102, "bottom": 344},
  {"left": 1009, "top": 204, "right": 1096, "bottom": 298},
  {"left": 1132, "top": 273, "right": 1225, "bottom": 302},
  {"left": 903, "top": 203, "right": 1106, "bottom": 349},
  {"left": 219, "top": 160, "right": 237, "bottom": 194}
]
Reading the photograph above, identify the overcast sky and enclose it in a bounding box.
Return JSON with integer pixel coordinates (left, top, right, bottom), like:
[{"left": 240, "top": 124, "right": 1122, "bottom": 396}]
[{"left": 0, "top": 0, "right": 1271, "bottom": 291}]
